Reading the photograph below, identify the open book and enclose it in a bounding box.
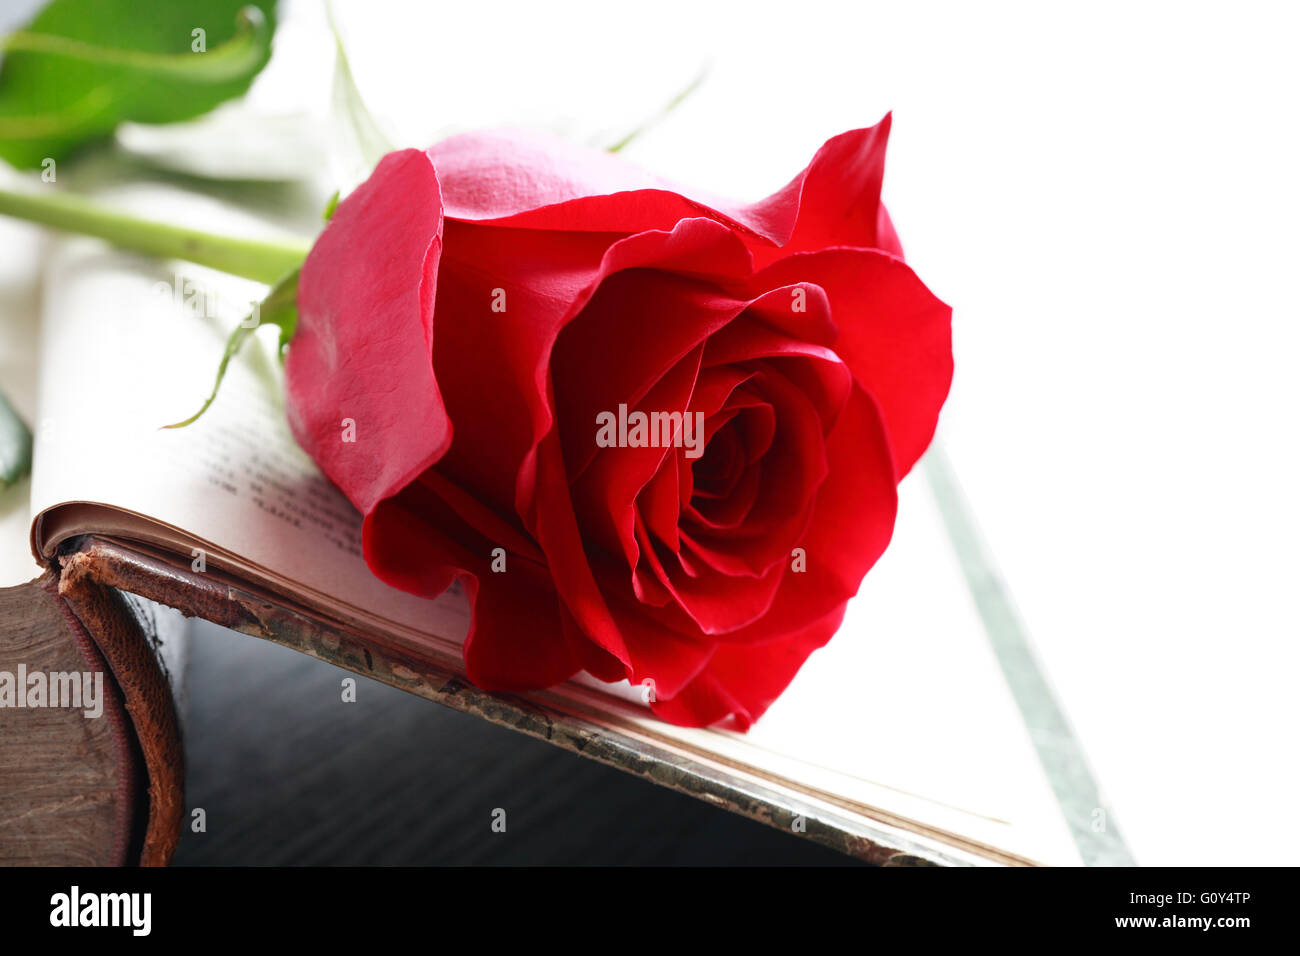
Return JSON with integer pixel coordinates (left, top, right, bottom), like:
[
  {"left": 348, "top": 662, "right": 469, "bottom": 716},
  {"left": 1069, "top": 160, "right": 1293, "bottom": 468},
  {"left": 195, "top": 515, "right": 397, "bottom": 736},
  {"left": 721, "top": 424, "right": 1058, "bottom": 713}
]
[{"left": 3, "top": 193, "right": 1121, "bottom": 867}]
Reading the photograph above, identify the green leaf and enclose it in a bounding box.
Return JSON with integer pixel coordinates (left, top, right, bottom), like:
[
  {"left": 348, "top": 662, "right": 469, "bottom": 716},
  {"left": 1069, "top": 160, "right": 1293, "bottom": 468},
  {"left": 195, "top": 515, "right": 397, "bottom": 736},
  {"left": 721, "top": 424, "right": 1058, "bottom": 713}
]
[
  {"left": 0, "top": 387, "right": 33, "bottom": 489},
  {"left": 0, "top": 0, "right": 278, "bottom": 169},
  {"left": 163, "top": 265, "right": 298, "bottom": 429}
]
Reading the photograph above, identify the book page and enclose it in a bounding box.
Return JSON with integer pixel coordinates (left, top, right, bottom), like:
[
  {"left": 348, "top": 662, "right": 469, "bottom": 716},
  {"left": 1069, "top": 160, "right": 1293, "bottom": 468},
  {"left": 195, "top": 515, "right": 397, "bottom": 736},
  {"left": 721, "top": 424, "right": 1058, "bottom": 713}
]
[{"left": 27, "top": 185, "right": 1078, "bottom": 864}]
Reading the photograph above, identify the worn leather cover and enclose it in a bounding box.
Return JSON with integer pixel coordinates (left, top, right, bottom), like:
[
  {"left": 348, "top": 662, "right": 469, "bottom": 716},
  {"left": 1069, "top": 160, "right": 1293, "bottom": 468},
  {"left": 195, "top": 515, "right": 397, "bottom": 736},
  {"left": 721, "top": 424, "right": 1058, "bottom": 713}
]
[{"left": 54, "top": 554, "right": 185, "bottom": 866}]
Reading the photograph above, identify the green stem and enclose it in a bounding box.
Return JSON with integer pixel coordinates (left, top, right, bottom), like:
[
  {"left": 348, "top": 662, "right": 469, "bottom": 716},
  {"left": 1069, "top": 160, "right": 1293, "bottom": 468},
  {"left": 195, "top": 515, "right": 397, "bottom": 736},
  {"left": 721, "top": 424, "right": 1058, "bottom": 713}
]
[{"left": 0, "top": 186, "right": 311, "bottom": 284}]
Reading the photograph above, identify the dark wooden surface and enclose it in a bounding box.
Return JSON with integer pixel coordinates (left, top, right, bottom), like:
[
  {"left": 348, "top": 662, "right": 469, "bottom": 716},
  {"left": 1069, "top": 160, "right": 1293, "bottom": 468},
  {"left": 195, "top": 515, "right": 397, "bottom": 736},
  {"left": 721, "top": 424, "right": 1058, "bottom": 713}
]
[{"left": 173, "top": 620, "right": 860, "bottom": 866}]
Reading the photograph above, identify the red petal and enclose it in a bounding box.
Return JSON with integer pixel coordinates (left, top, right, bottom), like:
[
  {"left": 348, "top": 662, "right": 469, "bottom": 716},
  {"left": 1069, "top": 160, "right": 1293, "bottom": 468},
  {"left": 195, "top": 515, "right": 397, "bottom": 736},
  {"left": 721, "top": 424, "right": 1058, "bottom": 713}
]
[
  {"left": 430, "top": 217, "right": 751, "bottom": 522},
  {"left": 651, "top": 604, "right": 847, "bottom": 729},
  {"left": 365, "top": 481, "right": 581, "bottom": 690},
  {"left": 604, "top": 592, "right": 716, "bottom": 700},
  {"left": 552, "top": 269, "right": 744, "bottom": 480},
  {"left": 287, "top": 149, "right": 451, "bottom": 515},
  {"left": 747, "top": 117, "right": 896, "bottom": 267},
  {"left": 716, "top": 386, "right": 897, "bottom": 645},
  {"left": 750, "top": 250, "right": 953, "bottom": 476}
]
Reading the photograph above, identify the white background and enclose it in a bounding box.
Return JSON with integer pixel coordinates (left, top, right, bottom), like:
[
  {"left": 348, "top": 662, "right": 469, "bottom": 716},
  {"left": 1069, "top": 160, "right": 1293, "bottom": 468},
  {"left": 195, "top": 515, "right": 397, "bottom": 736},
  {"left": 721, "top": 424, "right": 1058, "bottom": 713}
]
[{"left": 6, "top": 0, "right": 1297, "bottom": 865}]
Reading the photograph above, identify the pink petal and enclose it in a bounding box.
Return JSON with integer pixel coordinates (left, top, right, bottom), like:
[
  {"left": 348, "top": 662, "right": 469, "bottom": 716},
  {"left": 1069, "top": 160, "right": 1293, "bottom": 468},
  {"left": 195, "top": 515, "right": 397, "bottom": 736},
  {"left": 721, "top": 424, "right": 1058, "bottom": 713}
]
[
  {"left": 430, "top": 118, "right": 899, "bottom": 258},
  {"left": 287, "top": 149, "right": 451, "bottom": 516}
]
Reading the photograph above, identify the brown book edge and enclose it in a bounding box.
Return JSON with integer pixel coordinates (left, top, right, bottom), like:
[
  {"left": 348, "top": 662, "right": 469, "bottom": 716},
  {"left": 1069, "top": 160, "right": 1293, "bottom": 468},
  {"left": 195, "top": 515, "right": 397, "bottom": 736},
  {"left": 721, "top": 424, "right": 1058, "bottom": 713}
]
[
  {"left": 57, "top": 533, "right": 1036, "bottom": 867},
  {"left": 53, "top": 565, "right": 184, "bottom": 866}
]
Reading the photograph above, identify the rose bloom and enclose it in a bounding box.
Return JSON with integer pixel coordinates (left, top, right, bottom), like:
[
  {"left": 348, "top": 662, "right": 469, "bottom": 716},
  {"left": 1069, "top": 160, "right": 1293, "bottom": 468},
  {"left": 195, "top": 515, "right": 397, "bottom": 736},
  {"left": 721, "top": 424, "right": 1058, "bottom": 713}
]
[{"left": 286, "top": 115, "right": 952, "bottom": 728}]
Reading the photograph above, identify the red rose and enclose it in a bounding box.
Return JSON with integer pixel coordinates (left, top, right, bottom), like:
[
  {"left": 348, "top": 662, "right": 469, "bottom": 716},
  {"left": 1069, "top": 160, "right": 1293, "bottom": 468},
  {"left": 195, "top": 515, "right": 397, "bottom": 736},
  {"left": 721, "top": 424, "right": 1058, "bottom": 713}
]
[{"left": 285, "top": 115, "right": 952, "bottom": 728}]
